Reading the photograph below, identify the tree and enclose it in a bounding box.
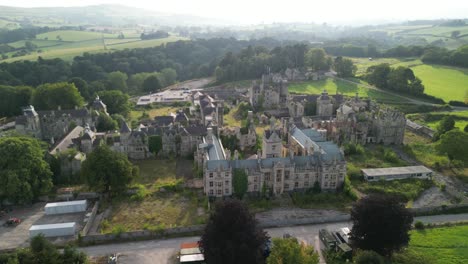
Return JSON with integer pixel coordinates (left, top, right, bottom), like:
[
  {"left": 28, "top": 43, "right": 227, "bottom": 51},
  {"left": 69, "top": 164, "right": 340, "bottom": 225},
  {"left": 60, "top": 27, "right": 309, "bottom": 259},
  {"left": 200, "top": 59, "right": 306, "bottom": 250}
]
[
  {"left": 143, "top": 75, "right": 162, "bottom": 93},
  {"left": 266, "top": 237, "right": 319, "bottom": 264},
  {"left": 350, "top": 194, "right": 413, "bottom": 256},
  {"left": 128, "top": 72, "right": 154, "bottom": 92},
  {"left": 305, "top": 48, "right": 330, "bottom": 71},
  {"left": 354, "top": 250, "right": 385, "bottom": 264},
  {"left": 436, "top": 130, "right": 468, "bottom": 163},
  {"left": 437, "top": 116, "right": 455, "bottom": 135},
  {"left": 32, "top": 82, "right": 85, "bottom": 110},
  {"left": 451, "top": 30, "right": 461, "bottom": 38},
  {"left": 333, "top": 56, "right": 357, "bottom": 77},
  {"left": 107, "top": 71, "right": 128, "bottom": 92},
  {"left": 96, "top": 113, "right": 117, "bottom": 132},
  {"left": 97, "top": 90, "right": 130, "bottom": 116},
  {"left": 200, "top": 199, "right": 269, "bottom": 264},
  {"left": 233, "top": 169, "right": 248, "bottom": 199},
  {"left": 148, "top": 135, "right": 163, "bottom": 155},
  {"left": 0, "top": 137, "right": 53, "bottom": 204},
  {"left": 464, "top": 124, "right": 468, "bottom": 133},
  {"left": 81, "top": 145, "right": 137, "bottom": 195},
  {"left": 68, "top": 77, "right": 90, "bottom": 101},
  {"left": 366, "top": 63, "right": 391, "bottom": 89},
  {"left": 0, "top": 85, "right": 33, "bottom": 117},
  {"left": 160, "top": 68, "right": 177, "bottom": 86}
]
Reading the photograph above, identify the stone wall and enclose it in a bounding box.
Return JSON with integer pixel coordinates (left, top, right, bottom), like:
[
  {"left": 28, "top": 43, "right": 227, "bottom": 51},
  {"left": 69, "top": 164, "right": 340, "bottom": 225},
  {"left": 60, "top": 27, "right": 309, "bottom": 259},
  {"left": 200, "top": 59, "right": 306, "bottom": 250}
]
[{"left": 82, "top": 201, "right": 99, "bottom": 236}]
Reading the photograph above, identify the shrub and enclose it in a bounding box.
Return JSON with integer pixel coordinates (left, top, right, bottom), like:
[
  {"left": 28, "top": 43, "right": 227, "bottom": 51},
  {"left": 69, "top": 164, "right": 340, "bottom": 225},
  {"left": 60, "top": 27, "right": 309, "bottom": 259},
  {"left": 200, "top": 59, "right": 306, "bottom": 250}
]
[
  {"left": 130, "top": 184, "right": 149, "bottom": 201},
  {"left": 414, "top": 221, "right": 425, "bottom": 230},
  {"left": 111, "top": 224, "right": 127, "bottom": 236},
  {"left": 354, "top": 250, "right": 385, "bottom": 264}
]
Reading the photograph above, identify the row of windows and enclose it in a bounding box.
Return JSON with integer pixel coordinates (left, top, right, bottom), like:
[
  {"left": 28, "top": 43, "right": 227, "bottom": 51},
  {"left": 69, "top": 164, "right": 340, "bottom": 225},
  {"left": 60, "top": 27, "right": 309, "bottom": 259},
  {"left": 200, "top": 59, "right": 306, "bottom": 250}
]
[
  {"left": 208, "top": 189, "right": 230, "bottom": 195},
  {"left": 209, "top": 181, "right": 230, "bottom": 187},
  {"left": 208, "top": 172, "right": 230, "bottom": 178}
]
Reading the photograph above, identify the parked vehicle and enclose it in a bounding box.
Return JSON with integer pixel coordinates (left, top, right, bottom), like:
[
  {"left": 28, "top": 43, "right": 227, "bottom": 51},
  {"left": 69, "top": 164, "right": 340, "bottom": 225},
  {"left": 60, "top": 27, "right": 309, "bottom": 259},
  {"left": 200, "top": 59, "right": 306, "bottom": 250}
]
[
  {"left": 107, "top": 253, "right": 118, "bottom": 264},
  {"left": 3, "top": 218, "right": 21, "bottom": 227}
]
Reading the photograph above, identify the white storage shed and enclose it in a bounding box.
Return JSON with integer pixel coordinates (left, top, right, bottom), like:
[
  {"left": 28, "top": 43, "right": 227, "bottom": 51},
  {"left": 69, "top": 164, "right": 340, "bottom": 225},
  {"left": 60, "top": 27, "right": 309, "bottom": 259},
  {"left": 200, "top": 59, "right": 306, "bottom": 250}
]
[
  {"left": 29, "top": 222, "right": 76, "bottom": 238},
  {"left": 44, "top": 200, "right": 87, "bottom": 215}
]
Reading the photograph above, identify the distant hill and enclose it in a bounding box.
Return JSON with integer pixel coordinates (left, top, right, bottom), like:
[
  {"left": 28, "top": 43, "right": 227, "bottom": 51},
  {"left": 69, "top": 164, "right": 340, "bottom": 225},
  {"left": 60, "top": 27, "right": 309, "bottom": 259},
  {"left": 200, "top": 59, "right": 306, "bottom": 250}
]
[{"left": 0, "top": 4, "right": 233, "bottom": 27}]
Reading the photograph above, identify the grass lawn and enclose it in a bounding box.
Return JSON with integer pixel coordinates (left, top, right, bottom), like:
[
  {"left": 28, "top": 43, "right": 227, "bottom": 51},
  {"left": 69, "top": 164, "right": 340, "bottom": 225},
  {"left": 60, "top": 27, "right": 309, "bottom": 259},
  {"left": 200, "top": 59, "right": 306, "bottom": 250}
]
[
  {"left": 100, "top": 159, "right": 208, "bottom": 233},
  {"left": 129, "top": 106, "right": 180, "bottom": 122},
  {"left": 408, "top": 225, "right": 468, "bottom": 264},
  {"left": 411, "top": 64, "right": 468, "bottom": 103},
  {"left": 288, "top": 78, "right": 406, "bottom": 105},
  {"left": 223, "top": 104, "right": 242, "bottom": 127},
  {"left": 107, "top": 36, "right": 187, "bottom": 50}
]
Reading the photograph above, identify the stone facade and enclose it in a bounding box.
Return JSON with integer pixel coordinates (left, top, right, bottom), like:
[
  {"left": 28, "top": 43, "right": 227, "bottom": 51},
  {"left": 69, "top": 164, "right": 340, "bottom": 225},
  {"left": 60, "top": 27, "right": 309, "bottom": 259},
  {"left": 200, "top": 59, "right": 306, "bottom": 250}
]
[
  {"left": 197, "top": 124, "right": 346, "bottom": 197},
  {"left": 249, "top": 73, "right": 289, "bottom": 109}
]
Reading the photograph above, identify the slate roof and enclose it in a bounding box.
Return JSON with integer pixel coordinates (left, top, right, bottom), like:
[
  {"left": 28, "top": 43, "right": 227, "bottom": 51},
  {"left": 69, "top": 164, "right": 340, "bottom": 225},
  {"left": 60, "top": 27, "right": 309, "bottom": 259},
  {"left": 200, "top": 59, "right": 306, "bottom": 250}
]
[
  {"left": 154, "top": 116, "right": 174, "bottom": 126},
  {"left": 49, "top": 126, "right": 84, "bottom": 155},
  {"left": 264, "top": 129, "right": 281, "bottom": 140},
  {"left": 120, "top": 122, "right": 131, "bottom": 133}
]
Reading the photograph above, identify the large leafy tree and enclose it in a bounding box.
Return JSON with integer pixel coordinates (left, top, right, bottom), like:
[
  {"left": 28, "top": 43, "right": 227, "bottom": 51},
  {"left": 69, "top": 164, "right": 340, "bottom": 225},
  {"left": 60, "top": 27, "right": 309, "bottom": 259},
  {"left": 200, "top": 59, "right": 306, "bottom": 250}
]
[
  {"left": 143, "top": 75, "right": 162, "bottom": 93},
  {"left": 435, "top": 116, "right": 455, "bottom": 138},
  {"left": 200, "top": 199, "right": 269, "bottom": 264},
  {"left": 436, "top": 129, "right": 468, "bottom": 163},
  {"left": 333, "top": 56, "right": 357, "bottom": 77},
  {"left": 97, "top": 90, "right": 130, "bottom": 116},
  {"left": 31, "top": 82, "right": 84, "bottom": 110},
  {"left": 107, "top": 71, "right": 128, "bottom": 92},
  {"left": 81, "top": 145, "right": 137, "bottom": 195},
  {"left": 0, "top": 137, "right": 53, "bottom": 204},
  {"left": 266, "top": 237, "right": 319, "bottom": 264},
  {"left": 0, "top": 85, "right": 33, "bottom": 117},
  {"left": 95, "top": 113, "right": 117, "bottom": 132},
  {"left": 305, "top": 48, "right": 331, "bottom": 71},
  {"left": 68, "top": 77, "right": 90, "bottom": 101},
  {"left": 350, "top": 194, "right": 413, "bottom": 256}
]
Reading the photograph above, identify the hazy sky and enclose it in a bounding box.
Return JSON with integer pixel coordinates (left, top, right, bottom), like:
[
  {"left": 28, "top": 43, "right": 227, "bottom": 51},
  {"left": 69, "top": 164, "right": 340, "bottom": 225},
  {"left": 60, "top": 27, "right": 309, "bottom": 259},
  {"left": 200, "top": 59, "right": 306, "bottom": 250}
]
[{"left": 2, "top": 0, "right": 468, "bottom": 25}]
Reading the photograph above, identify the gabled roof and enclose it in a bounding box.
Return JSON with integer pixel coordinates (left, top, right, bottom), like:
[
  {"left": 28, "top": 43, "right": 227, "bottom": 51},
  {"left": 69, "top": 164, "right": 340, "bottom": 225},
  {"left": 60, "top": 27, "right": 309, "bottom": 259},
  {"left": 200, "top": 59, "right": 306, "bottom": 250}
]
[{"left": 120, "top": 122, "right": 131, "bottom": 133}]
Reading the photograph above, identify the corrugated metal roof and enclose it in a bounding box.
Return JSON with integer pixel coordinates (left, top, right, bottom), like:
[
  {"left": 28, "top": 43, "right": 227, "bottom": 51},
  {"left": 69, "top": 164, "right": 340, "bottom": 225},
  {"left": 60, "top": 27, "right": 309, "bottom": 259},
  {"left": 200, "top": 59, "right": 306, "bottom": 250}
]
[
  {"left": 362, "top": 166, "right": 432, "bottom": 177},
  {"left": 29, "top": 222, "right": 76, "bottom": 230},
  {"left": 180, "top": 254, "right": 204, "bottom": 262},
  {"left": 45, "top": 200, "right": 87, "bottom": 208}
]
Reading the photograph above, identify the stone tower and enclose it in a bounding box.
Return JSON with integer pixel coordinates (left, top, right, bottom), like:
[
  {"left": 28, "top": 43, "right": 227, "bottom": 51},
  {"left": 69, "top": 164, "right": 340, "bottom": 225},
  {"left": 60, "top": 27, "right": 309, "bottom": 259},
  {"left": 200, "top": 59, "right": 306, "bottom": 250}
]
[{"left": 316, "top": 90, "right": 334, "bottom": 117}]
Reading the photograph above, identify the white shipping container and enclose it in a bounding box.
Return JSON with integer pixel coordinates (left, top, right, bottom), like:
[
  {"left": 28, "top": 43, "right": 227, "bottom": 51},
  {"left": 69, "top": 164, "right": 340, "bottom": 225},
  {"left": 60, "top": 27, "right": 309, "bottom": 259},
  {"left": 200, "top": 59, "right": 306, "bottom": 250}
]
[
  {"left": 44, "top": 200, "right": 87, "bottom": 215},
  {"left": 29, "top": 222, "right": 76, "bottom": 238}
]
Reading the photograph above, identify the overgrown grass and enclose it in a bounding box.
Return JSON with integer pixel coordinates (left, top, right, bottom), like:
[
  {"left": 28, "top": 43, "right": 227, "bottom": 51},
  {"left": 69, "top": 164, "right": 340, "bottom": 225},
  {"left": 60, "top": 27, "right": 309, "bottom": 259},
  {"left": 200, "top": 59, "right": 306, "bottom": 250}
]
[
  {"left": 408, "top": 224, "right": 468, "bottom": 264},
  {"left": 100, "top": 159, "right": 208, "bottom": 233},
  {"left": 353, "top": 179, "right": 433, "bottom": 202},
  {"left": 290, "top": 191, "right": 355, "bottom": 210},
  {"left": 407, "top": 110, "right": 468, "bottom": 131},
  {"left": 129, "top": 106, "right": 179, "bottom": 123},
  {"left": 403, "top": 130, "right": 450, "bottom": 169}
]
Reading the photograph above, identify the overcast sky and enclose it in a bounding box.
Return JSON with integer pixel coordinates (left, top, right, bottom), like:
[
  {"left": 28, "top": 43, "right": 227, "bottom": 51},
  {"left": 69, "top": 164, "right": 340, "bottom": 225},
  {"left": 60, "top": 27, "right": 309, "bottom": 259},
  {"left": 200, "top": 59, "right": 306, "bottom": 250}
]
[{"left": 2, "top": 0, "right": 468, "bottom": 25}]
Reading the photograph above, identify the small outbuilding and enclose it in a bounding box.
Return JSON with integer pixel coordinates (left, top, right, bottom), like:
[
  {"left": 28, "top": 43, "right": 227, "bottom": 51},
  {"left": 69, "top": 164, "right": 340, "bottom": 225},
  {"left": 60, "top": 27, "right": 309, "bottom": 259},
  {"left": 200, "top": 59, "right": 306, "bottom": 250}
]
[
  {"left": 44, "top": 200, "right": 87, "bottom": 215},
  {"left": 29, "top": 222, "right": 76, "bottom": 238},
  {"left": 362, "top": 165, "right": 433, "bottom": 182}
]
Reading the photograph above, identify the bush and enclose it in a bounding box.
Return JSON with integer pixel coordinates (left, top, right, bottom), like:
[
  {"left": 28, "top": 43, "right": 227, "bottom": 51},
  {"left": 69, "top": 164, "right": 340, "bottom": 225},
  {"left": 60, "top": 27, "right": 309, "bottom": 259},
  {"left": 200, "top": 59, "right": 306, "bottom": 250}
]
[
  {"left": 354, "top": 250, "right": 385, "bottom": 264},
  {"left": 414, "top": 221, "right": 425, "bottom": 230},
  {"left": 130, "top": 184, "right": 149, "bottom": 201},
  {"left": 448, "top": 100, "right": 468, "bottom": 107},
  {"left": 111, "top": 224, "right": 127, "bottom": 236}
]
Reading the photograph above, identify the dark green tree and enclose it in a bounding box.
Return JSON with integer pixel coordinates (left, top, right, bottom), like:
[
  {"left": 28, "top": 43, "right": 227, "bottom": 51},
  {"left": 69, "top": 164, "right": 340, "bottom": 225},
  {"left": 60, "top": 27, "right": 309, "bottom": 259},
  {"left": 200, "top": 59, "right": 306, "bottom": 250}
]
[
  {"left": 350, "top": 194, "right": 413, "bottom": 256},
  {"left": 0, "top": 85, "right": 33, "bottom": 117},
  {"left": 437, "top": 116, "right": 455, "bottom": 135},
  {"left": 464, "top": 124, "right": 468, "bottom": 133},
  {"left": 233, "top": 169, "right": 248, "bottom": 199},
  {"left": 0, "top": 137, "right": 53, "bottom": 204},
  {"left": 68, "top": 77, "right": 90, "bottom": 101},
  {"left": 96, "top": 113, "right": 117, "bottom": 132},
  {"left": 97, "top": 90, "right": 130, "bottom": 116},
  {"left": 354, "top": 250, "right": 385, "bottom": 264},
  {"left": 266, "top": 237, "right": 319, "bottom": 264},
  {"left": 148, "top": 135, "right": 163, "bottom": 155},
  {"left": 32, "top": 82, "right": 84, "bottom": 110},
  {"left": 333, "top": 56, "right": 357, "bottom": 77},
  {"left": 305, "top": 48, "right": 330, "bottom": 71},
  {"left": 366, "top": 63, "right": 391, "bottom": 89},
  {"left": 107, "top": 71, "right": 128, "bottom": 92},
  {"left": 436, "top": 130, "right": 468, "bottom": 163},
  {"left": 81, "top": 145, "right": 137, "bottom": 195},
  {"left": 200, "top": 199, "right": 269, "bottom": 264},
  {"left": 143, "top": 75, "right": 162, "bottom": 93}
]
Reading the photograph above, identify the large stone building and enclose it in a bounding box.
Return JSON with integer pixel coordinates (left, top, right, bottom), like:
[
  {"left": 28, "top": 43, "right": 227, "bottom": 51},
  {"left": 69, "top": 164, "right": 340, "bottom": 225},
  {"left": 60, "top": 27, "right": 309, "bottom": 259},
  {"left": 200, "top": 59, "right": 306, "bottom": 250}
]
[
  {"left": 249, "top": 73, "right": 289, "bottom": 109},
  {"left": 197, "top": 123, "right": 346, "bottom": 197}
]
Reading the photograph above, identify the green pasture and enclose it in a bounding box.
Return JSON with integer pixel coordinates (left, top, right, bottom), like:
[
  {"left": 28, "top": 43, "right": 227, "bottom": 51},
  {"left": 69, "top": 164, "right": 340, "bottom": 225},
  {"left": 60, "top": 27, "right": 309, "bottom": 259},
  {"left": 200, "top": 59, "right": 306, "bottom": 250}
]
[
  {"left": 36, "top": 30, "right": 119, "bottom": 41},
  {"left": 409, "top": 225, "right": 468, "bottom": 264}
]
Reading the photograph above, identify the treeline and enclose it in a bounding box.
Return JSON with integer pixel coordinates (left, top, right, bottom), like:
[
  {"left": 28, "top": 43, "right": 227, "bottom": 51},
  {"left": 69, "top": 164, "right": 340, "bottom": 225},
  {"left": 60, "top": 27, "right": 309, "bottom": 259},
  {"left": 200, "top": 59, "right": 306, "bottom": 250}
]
[
  {"left": 215, "top": 45, "right": 357, "bottom": 82},
  {"left": 0, "top": 38, "right": 285, "bottom": 87},
  {"left": 421, "top": 45, "right": 468, "bottom": 68},
  {"left": 0, "top": 26, "right": 52, "bottom": 44},
  {"left": 140, "top": 30, "right": 170, "bottom": 40}
]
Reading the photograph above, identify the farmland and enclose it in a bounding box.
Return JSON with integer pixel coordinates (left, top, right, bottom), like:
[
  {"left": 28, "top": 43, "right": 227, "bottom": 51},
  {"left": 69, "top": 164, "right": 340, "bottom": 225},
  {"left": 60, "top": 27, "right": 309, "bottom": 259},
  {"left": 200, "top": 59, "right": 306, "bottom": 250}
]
[
  {"left": 408, "top": 225, "right": 468, "bottom": 264},
  {"left": 2, "top": 30, "right": 187, "bottom": 62}
]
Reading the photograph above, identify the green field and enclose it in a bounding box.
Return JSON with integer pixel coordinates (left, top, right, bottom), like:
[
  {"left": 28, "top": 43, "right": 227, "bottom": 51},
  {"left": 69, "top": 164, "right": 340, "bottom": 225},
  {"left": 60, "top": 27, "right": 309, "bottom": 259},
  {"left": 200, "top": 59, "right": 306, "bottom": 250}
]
[
  {"left": 409, "top": 225, "right": 468, "bottom": 264},
  {"left": 411, "top": 64, "right": 468, "bottom": 103},
  {"left": 407, "top": 110, "right": 468, "bottom": 131},
  {"left": 288, "top": 78, "right": 407, "bottom": 104},
  {"left": 2, "top": 30, "right": 186, "bottom": 62},
  {"left": 36, "top": 30, "right": 119, "bottom": 41},
  {"left": 351, "top": 57, "right": 468, "bottom": 103}
]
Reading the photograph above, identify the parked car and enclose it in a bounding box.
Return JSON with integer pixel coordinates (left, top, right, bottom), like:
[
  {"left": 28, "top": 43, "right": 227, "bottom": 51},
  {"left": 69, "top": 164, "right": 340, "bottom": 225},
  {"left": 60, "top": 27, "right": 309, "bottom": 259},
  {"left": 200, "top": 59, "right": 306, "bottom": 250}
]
[
  {"left": 107, "top": 253, "right": 118, "bottom": 264},
  {"left": 3, "top": 218, "right": 21, "bottom": 227}
]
